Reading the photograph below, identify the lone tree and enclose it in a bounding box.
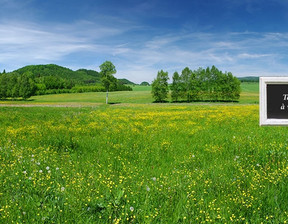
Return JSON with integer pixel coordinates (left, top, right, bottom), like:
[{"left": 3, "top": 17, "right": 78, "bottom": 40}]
[
  {"left": 99, "top": 61, "right": 117, "bottom": 104},
  {"left": 151, "top": 70, "right": 169, "bottom": 102}
]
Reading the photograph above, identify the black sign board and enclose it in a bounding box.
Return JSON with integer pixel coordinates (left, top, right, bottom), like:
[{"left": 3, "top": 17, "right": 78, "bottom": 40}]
[
  {"left": 267, "top": 84, "right": 288, "bottom": 119},
  {"left": 260, "top": 77, "right": 288, "bottom": 126}
]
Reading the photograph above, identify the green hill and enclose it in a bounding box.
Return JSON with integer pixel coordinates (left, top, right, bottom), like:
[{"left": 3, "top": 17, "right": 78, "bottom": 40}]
[
  {"left": 237, "top": 76, "right": 259, "bottom": 82},
  {"left": 14, "top": 64, "right": 136, "bottom": 87},
  {"left": 15, "top": 64, "right": 101, "bottom": 84},
  {"left": 118, "top": 78, "right": 136, "bottom": 85}
]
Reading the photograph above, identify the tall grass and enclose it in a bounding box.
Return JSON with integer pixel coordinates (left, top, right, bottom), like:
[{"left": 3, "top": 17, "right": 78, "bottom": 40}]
[{"left": 0, "top": 104, "right": 287, "bottom": 223}]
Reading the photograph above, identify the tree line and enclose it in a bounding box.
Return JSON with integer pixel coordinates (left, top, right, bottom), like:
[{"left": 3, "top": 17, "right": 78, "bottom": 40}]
[
  {"left": 152, "top": 66, "right": 241, "bottom": 102},
  {"left": 0, "top": 71, "right": 36, "bottom": 99}
]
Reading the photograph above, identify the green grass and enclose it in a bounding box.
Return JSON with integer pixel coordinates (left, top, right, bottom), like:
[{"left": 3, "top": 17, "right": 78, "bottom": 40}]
[
  {"left": 239, "top": 82, "right": 259, "bottom": 104},
  {"left": 0, "top": 104, "right": 288, "bottom": 223},
  {"left": 0, "top": 82, "right": 259, "bottom": 105},
  {"left": 131, "top": 85, "right": 152, "bottom": 91}
]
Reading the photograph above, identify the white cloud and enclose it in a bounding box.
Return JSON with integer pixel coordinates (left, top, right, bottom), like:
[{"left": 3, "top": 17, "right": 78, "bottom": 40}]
[
  {"left": 237, "top": 53, "right": 272, "bottom": 59},
  {"left": 0, "top": 20, "right": 127, "bottom": 70},
  {"left": 1, "top": 17, "right": 288, "bottom": 83}
]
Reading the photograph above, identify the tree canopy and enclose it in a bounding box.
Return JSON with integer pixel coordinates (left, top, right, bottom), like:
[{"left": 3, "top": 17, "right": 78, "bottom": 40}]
[
  {"left": 151, "top": 70, "right": 169, "bottom": 102},
  {"left": 99, "top": 61, "right": 117, "bottom": 104},
  {"left": 171, "top": 66, "right": 241, "bottom": 102}
]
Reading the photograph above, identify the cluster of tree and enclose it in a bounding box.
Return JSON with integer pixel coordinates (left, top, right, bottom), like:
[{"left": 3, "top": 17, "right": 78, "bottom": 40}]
[
  {"left": 152, "top": 66, "right": 241, "bottom": 102},
  {"left": 140, "top": 81, "right": 150, "bottom": 86},
  {"left": 151, "top": 70, "right": 169, "bottom": 102},
  {"left": 0, "top": 71, "right": 36, "bottom": 99},
  {"left": 0, "top": 63, "right": 132, "bottom": 99}
]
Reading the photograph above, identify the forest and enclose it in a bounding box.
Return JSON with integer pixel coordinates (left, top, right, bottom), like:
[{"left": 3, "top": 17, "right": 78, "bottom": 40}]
[{"left": 0, "top": 64, "right": 132, "bottom": 99}]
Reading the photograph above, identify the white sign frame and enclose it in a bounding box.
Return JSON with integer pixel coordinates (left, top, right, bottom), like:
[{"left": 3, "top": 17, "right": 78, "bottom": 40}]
[{"left": 260, "top": 77, "right": 288, "bottom": 126}]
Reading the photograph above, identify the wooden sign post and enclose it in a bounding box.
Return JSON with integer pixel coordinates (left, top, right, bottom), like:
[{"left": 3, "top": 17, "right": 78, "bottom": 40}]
[{"left": 260, "top": 77, "right": 288, "bottom": 126}]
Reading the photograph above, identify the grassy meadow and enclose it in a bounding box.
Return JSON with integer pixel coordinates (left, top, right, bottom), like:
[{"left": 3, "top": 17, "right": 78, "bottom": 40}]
[
  {"left": 1, "top": 82, "right": 288, "bottom": 223},
  {"left": 0, "top": 82, "right": 259, "bottom": 105}
]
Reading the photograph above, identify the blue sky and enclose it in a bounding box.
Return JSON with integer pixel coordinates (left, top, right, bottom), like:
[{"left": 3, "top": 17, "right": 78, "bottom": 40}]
[{"left": 1, "top": 0, "right": 288, "bottom": 83}]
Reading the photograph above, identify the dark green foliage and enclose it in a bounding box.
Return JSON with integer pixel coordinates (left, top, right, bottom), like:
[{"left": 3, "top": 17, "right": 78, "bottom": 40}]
[
  {"left": 99, "top": 61, "right": 117, "bottom": 90},
  {"left": 118, "top": 78, "right": 135, "bottom": 85},
  {"left": 71, "top": 85, "right": 105, "bottom": 93},
  {"left": 18, "top": 72, "right": 37, "bottom": 99},
  {"left": 170, "top": 72, "right": 182, "bottom": 102},
  {"left": 151, "top": 70, "right": 169, "bottom": 102},
  {"left": 0, "top": 72, "right": 36, "bottom": 99},
  {"left": 99, "top": 61, "right": 117, "bottom": 104},
  {"left": 15, "top": 64, "right": 101, "bottom": 84},
  {"left": 238, "top": 76, "right": 259, "bottom": 82},
  {"left": 140, "top": 81, "right": 150, "bottom": 86},
  {"left": 170, "top": 66, "right": 241, "bottom": 102}
]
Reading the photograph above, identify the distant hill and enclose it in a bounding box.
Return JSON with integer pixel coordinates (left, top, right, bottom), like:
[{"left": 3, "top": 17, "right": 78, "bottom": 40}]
[
  {"left": 140, "top": 81, "right": 150, "bottom": 86},
  {"left": 6, "top": 64, "right": 133, "bottom": 95},
  {"left": 118, "top": 78, "right": 136, "bottom": 85},
  {"left": 15, "top": 64, "right": 102, "bottom": 84},
  {"left": 237, "top": 76, "right": 259, "bottom": 82},
  {"left": 14, "top": 64, "right": 136, "bottom": 85}
]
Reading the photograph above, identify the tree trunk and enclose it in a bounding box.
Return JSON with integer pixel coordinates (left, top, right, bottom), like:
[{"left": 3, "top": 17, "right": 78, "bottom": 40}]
[{"left": 106, "top": 90, "right": 108, "bottom": 104}]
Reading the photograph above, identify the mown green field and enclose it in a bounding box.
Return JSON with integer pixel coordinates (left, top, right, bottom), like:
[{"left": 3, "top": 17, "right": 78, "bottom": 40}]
[
  {"left": 0, "top": 82, "right": 259, "bottom": 105},
  {"left": 2, "top": 82, "right": 287, "bottom": 223}
]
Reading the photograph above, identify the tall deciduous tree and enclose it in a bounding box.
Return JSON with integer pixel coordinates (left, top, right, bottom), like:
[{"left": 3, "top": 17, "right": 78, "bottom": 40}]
[
  {"left": 18, "top": 72, "right": 36, "bottom": 99},
  {"left": 99, "top": 61, "right": 117, "bottom": 104},
  {"left": 171, "top": 71, "right": 181, "bottom": 102},
  {"left": 151, "top": 70, "right": 169, "bottom": 102}
]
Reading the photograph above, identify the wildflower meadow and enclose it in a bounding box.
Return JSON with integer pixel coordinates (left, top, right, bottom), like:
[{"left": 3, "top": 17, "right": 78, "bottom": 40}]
[{"left": 0, "top": 103, "right": 288, "bottom": 223}]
